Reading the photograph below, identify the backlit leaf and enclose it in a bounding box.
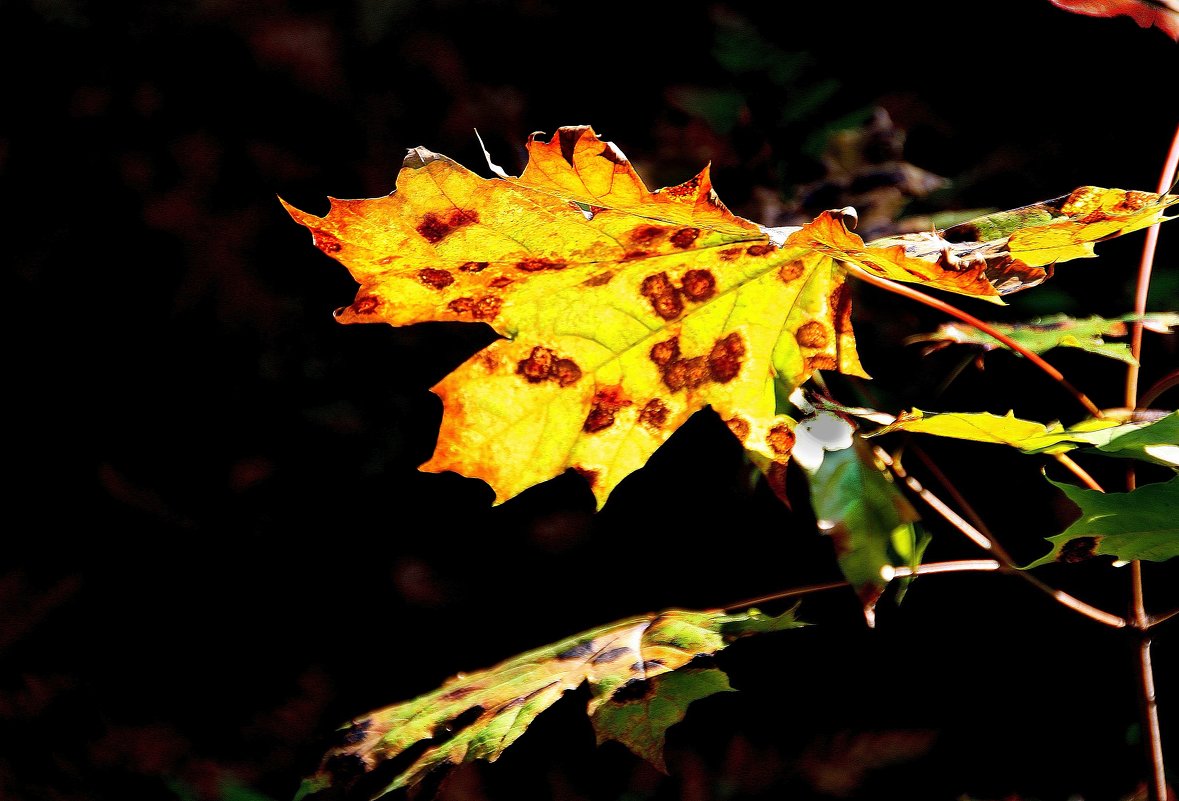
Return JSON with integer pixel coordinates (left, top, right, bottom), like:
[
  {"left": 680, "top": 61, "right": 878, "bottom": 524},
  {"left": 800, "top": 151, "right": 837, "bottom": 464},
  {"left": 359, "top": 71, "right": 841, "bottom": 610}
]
[
  {"left": 285, "top": 126, "right": 1176, "bottom": 507},
  {"left": 804, "top": 435, "right": 925, "bottom": 626},
  {"left": 1025, "top": 476, "right": 1179, "bottom": 567},
  {"left": 864, "top": 408, "right": 1178, "bottom": 460},
  {"left": 590, "top": 667, "right": 733, "bottom": 771},
  {"left": 907, "top": 313, "right": 1179, "bottom": 365},
  {"left": 299, "top": 607, "right": 801, "bottom": 798}
]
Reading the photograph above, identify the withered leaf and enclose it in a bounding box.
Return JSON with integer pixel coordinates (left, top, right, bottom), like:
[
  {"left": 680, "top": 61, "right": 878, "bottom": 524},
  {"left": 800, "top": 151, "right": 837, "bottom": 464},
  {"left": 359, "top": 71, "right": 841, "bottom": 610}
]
[{"left": 300, "top": 607, "right": 801, "bottom": 797}]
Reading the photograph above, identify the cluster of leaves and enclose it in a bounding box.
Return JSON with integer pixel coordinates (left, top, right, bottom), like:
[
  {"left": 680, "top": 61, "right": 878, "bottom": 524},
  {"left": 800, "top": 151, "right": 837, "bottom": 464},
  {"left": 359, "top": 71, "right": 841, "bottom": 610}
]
[{"left": 286, "top": 126, "right": 1177, "bottom": 799}]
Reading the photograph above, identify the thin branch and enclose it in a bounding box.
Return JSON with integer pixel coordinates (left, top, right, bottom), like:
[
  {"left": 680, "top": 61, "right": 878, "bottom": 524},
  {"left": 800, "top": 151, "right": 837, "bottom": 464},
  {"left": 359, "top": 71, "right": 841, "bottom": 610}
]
[
  {"left": 1126, "top": 122, "right": 1179, "bottom": 411},
  {"left": 723, "top": 560, "right": 1000, "bottom": 612},
  {"left": 874, "top": 446, "right": 1127, "bottom": 629},
  {"left": 1053, "top": 453, "right": 1105, "bottom": 492},
  {"left": 846, "top": 265, "right": 1103, "bottom": 418},
  {"left": 906, "top": 444, "right": 999, "bottom": 546},
  {"left": 1135, "top": 561, "right": 1168, "bottom": 801},
  {"left": 1122, "top": 122, "right": 1178, "bottom": 801},
  {"left": 1140, "top": 369, "right": 1179, "bottom": 410}
]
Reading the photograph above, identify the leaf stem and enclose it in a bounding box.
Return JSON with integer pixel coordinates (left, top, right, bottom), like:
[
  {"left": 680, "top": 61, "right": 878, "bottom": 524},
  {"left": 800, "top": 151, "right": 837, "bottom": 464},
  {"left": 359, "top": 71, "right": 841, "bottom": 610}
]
[
  {"left": 845, "top": 265, "right": 1104, "bottom": 418},
  {"left": 723, "top": 560, "right": 1000, "bottom": 611},
  {"left": 872, "top": 446, "right": 1127, "bottom": 629}
]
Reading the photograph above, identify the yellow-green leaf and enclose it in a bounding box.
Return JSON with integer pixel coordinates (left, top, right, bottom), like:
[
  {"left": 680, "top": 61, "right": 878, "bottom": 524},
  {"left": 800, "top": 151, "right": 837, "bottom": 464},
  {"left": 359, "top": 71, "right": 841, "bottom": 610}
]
[
  {"left": 285, "top": 126, "right": 1176, "bottom": 507},
  {"left": 864, "top": 409, "right": 1168, "bottom": 456}
]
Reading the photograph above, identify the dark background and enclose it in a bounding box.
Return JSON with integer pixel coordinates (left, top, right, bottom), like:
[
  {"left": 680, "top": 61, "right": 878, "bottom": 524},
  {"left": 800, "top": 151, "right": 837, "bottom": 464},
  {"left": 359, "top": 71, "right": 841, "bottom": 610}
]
[{"left": 4, "top": 1, "right": 1178, "bottom": 800}]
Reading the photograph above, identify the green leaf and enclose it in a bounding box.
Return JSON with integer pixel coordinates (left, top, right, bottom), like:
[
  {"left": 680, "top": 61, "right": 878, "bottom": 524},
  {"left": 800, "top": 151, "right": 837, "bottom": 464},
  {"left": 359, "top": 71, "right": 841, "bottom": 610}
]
[
  {"left": 804, "top": 436, "right": 923, "bottom": 626},
  {"left": 302, "top": 607, "right": 802, "bottom": 798},
  {"left": 590, "top": 667, "right": 733, "bottom": 771},
  {"left": 1025, "top": 476, "right": 1179, "bottom": 568},
  {"left": 1092, "top": 412, "right": 1179, "bottom": 469},
  {"left": 907, "top": 313, "right": 1179, "bottom": 365}
]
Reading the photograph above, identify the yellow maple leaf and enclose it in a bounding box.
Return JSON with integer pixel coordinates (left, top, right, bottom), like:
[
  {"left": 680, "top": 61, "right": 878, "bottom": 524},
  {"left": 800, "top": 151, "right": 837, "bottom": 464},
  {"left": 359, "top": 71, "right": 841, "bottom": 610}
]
[{"left": 284, "top": 126, "right": 1176, "bottom": 508}]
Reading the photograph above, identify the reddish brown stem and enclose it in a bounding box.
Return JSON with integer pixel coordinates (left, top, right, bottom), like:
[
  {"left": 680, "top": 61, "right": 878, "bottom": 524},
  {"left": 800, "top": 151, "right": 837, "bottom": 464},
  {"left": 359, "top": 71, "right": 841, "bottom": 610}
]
[
  {"left": 872, "top": 446, "right": 1127, "bottom": 629},
  {"left": 846, "top": 266, "right": 1103, "bottom": 418},
  {"left": 1122, "top": 123, "right": 1178, "bottom": 801}
]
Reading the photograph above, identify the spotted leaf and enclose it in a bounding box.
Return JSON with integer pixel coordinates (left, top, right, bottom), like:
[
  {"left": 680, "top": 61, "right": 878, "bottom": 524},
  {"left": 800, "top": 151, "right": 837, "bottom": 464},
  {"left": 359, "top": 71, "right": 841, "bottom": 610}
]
[
  {"left": 299, "top": 607, "right": 801, "bottom": 798},
  {"left": 285, "top": 126, "right": 1176, "bottom": 507},
  {"left": 1025, "top": 476, "right": 1179, "bottom": 568}
]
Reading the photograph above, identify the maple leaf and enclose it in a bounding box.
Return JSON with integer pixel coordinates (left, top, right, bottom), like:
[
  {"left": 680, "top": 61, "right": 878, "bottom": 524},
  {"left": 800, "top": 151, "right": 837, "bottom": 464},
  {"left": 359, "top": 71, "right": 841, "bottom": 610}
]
[
  {"left": 1026, "top": 476, "right": 1179, "bottom": 567},
  {"left": 284, "top": 126, "right": 1177, "bottom": 508},
  {"left": 298, "top": 607, "right": 801, "bottom": 797}
]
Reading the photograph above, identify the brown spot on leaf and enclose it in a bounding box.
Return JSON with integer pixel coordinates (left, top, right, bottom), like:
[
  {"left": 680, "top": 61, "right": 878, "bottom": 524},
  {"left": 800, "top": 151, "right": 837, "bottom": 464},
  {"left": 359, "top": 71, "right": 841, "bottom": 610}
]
[
  {"left": 459, "top": 261, "right": 489, "bottom": 272},
  {"left": 553, "top": 359, "right": 582, "bottom": 386},
  {"left": 767, "top": 423, "right": 795, "bottom": 455},
  {"left": 440, "top": 686, "right": 477, "bottom": 703},
  {"left": 807, "top": 354, "right": 838, "bottom": 371},
  {"left": 664, "top": 356, "right": 710, "bottom": 391},
  {"left": 719, "top": 247, "right": 743, "bottom": 261},
  {"left": 630, "top": 225, "right": 664, "bottom": 245},
  {"left": 681, "top": 269, "right": 716, "bottom": 301},
  {"left": 516, "top": 258, "right": 566, "bottom": 272},
  {"left": 746, "top": 243, "right": 775, "bottom": 257},
  {"left": 313, "top": 230, "right": 343, "bottom": 253},
  {"left": 449, "top": 296, "right": 503, "bottom": 321},
  {"left": 830, "top": 284, "right": 854, "bottom": 333},
  {"left": 650, "top": 337, "right": 681, "bottom": 367},
  {"left": 708, "top": 332, "right": 745, "bottom": 383},
  {"left": 572, "top": 466, "right": 599, "bottom": 488},
  {"left": 725, "top": 417, "right": 750, "bottom": 441},
  {"left": 664, "top": 174, "right": 701, "bottom": 198},
  {"left": 1115, "top": 191, "right": 1152, "bottom": 212},
  {"left": 556, "top": 641, "right": 596, "bottom": 660},
  {"left": 489, "top": 276, "right": 513, "bottom": 289},
  {"left": 584, "top": 387, "right": 630, "bottom": 432},
  {"left": 417, "top": 268, "right": 454, "bottom": 290},
  {"left": 517, "top": 347, "right": 555, "bottom": 382},
  {"left": 639, "top": 399, "right": 669, "bottom": 431},
  {"left": 583, "top": 271, "right": 614, "bottom": 287},
  {"left": 415, "top": 213, "right": 450, "bottom": 244},
  {"left": 353, "top": 296, "right": 380, "bottom": 314},
  {"left": 641, "top": 272, "right": 684, "bottom": 320},
  {"left": 624, "top": 249, "right": 652, "bottom": 261},
  {"left": 670, "top": 227, "right": 701, "bottom": 249},
  {"left": 1059, "top": 536, "right": 1101, "bottom": 564},
  {"left": 795, "top": 321, "right": 829, "bottom": 349},
  {"left": 591, "top": 647, "right": 633, "bottom": 664},
  {"left": 779, "top": 261, "right": 805, "bottom": 282}
]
